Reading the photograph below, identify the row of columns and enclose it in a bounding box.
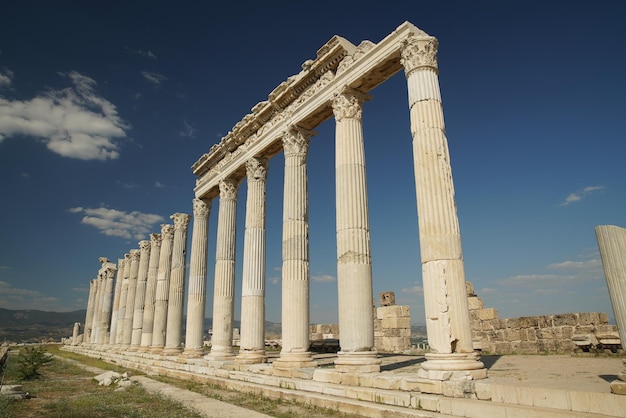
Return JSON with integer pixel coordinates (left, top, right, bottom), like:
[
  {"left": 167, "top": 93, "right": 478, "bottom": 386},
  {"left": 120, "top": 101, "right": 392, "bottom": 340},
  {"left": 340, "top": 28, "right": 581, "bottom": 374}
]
[{"left": 82, "top": 32, "right": 484, "bottom": 377}]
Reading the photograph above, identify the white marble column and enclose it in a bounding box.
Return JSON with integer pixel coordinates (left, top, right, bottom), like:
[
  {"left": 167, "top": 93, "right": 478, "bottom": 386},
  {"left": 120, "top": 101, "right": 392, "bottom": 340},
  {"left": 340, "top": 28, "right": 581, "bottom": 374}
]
[
  {"left": 90, "top": 275, "right": 103, "bottom": 343},
  {"left": 130, "top": 240, "right": 151, "bottom": 350},
  {"left": 273, "top": 127, "right": 317, "bottom": 369},
  {"left": 151, "top": 224, "right": 175, "bottom": 352},
  {"left": 401, "top": 34, "right": 485, "bottom": 379},
  {"left": 122, "top": 249, "right": 141, "bottom": 348},
  {"left": 115, "top": 253, "right": 132, "bottom": 346},
  {"left": 164, "top": 213, "right": 191, "bottom": 355},
  {"left": 595, "top": 225, "right": 626, "bottom": 394},
  {"left": 332, "top": 87, "right": 380, "bottom": 373},
  {"left": 83, "top": 279, "right": 96, "bottom": 344},
  {"left": 183, "top": 198, "right": 212, "bottom": 358},
  {"left": 206, "top": 177, "right": 241, "bottom": 361},
  {"left": 236, "top": 157, "right": 269, "bottom": 364},
  {"left": 72, "top": 322, "right": 81, "bottom": 345},
  {"left": 109, "top": 258, "right": 125, "bottom": 345},
  {"left": 140, "top": 233, "right": 161, "bottom": 351},
  {"left": 98, "top": 261, "right": 117, "bottom": 345}
]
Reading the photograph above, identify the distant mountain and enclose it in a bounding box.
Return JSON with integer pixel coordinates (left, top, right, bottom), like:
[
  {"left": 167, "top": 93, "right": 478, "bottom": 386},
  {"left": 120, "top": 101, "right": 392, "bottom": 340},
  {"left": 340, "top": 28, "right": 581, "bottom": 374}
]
[{"left": 0, "top": 308, "right": 86, "bottom": 343}]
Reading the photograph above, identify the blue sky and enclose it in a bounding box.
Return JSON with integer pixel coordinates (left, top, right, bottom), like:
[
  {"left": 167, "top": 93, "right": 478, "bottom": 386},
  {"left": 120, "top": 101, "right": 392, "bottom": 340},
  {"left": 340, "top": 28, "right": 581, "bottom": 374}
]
[{"left": 1, "top": 1, "right": 625, "bottom": 326}]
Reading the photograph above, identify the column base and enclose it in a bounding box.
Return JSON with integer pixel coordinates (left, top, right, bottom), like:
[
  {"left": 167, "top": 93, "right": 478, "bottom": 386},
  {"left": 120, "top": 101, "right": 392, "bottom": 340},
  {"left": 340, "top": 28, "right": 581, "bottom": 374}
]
[
  {"left": 334, "top": 350, "right": 381, "bottom": 373},
  {"left": 205, "top": 347, "right": 235, "bottom": 361},
  {"left": 127, "top": 345, "right": 140, "bottom": 352},
  {"left": 136, "top": 346, "right": 151, "bottom": 353},
  {"left": 148, "top": 346, "right": 164, "bottom": 354},
  {"left": 273, "top": 352, "right": 317, "bottom": 369},
  {"left": 162, "top": 346, "right": 183, "bottom": 356},
  {"left": 418, "top": 352, "right": 487, "bottom": 380},
  {"left": 235, "top": 349, "right": 267, "bottom": 364},
  {"left": 181, "top": 348, "right": 205, "bottom": 359}
]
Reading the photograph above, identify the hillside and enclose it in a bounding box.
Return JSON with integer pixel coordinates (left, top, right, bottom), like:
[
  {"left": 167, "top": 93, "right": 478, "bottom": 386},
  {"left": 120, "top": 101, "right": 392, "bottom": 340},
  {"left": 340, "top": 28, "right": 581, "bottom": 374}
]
[{"left": 0, "top": 308, "right": 86, "bottom": 343}]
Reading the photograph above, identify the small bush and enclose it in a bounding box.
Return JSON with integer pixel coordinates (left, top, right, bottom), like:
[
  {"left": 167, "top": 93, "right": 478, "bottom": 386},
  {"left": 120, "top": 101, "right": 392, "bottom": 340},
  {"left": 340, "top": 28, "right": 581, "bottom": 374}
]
[{"left": 16, "top": 346, "right": 53, "bottom": 380}]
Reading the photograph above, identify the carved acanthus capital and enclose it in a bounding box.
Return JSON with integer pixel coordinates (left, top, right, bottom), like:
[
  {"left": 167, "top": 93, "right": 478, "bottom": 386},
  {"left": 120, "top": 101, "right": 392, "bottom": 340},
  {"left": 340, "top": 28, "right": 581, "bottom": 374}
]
[
  {"left": 192, "top": 198, "right": 211, "bottom": 218},
  {"left": 160, "top": 224, "right": 175, "bottom": 240},
  {"left": 150, "top": 233, "right": 162, "bottom": 247},
  {"left": 332, "top": 87, "right": 371, "bottom": 122},
  {"left": 117, "top": 258, "right": 125, "bottom": 270},
  {"left": 219, "top": 178, "right": 241, "bottom": 200},
  {"left": 246, "top": 157, "right": 268, "bottom": 181},
  {"left": 98, "top": 257, "right": 109, "bottom": 266},
  {"left": 171, "top": 213, "right": 191, "bottom": 230},
  {"left": 281, "top": 126, "right": 312, "bottom": 157},
  {"left": 105, "top": 264, "right": 117, "bottom": 279},
  {"left": 401, "top": 36, "right": 439, "bottom": 75},
  {"left": 139, "top": 240, "right": 151, "bottom": 251},
  {"left": 129, "top": 249, "right": 141, "bottom": 261}
]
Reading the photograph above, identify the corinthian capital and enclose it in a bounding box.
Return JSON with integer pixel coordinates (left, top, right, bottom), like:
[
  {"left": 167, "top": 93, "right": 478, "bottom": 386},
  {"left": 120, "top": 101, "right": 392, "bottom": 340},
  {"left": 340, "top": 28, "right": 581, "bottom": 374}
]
[
  {"left": 139, "top": 240, "right": 151, "bottom": 251},
  {"left": 171, "top": 213, "right": 191, "bottom": 230},
  {"left": 282, "top": 126, "right": 312, "bottom": 157},
  {"left": 192, "top": 198, "right": 211, "bottom": 218},
  {"left": 129, "top": 249, "right": 141, "bottom": 261},
  {"left": 246, "top": 157, "right": 268, "bottom": 181},
  {"left": 150, "top": 233, "right": 162, "bottom": 247},
  {"left": 332, "top": 87, "right": 371, "bottom": 122},
  {"left": 160, "top": 224, "right": 175, "bottom": 240},
  {"left": 401, "top": 36, "right": 439, "bottom": 75},
  {"left": 219, "top": 178, "right": 240, "bottom": 200}
]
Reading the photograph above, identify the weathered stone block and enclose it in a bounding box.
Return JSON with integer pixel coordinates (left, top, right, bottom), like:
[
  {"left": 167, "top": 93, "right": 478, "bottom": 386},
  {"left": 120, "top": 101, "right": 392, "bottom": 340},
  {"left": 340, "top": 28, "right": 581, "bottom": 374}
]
[
  {"left": 553, "top": 313, "right": 577, "bottom": 326},
  {"left": 467, "top": 296, "right": 484, "bottom": 310},
  {"left": 381, "top": 316, "right": 411, "bottom": 329},
  {"left": 475, "top": 308, "right": 498, "bottom": 320}
]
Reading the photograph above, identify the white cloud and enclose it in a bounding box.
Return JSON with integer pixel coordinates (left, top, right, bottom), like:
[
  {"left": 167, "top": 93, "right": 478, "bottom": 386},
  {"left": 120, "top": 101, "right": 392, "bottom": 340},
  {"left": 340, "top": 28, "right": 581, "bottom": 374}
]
[
  {"left": 312, "top": 274, "right": 335, "bottom": 282},
  {"left": 154, "top": 181, "right": 165, "bottom": 188},
  {"left": 560, "top": 185, "right": 605, "bottom": 206},
  {"left": 0, "top": 265, "right": 10, "bottom": 272},
  {"left": 179, "top": 120, "right": 197, "bottom": 139},
  {"left": 548, "top": 259, "right": 602, "bottom": 271},
  {"left": 69, "top": 206, "right": 166, "bottom": 240},
  {"left": 269, "top": 277, "right": 280, "bottom": 285},
  {"left": 0, "top": 280, "right": 62, "bottom": 311},
  {"left": 0, "top": 71, "right": 129, "bottom": 160},
  {"left": 402, "top": 285, "right": 423, "bottom": 295},
  {"left": 141, "top": 71, "right": 167, "bottom": 86},
  {"left": 125, "top": 47, "right": 157, "bottom": 60},
  {"left": 0, "top": 68, "right": 13, "bottom": 89}
]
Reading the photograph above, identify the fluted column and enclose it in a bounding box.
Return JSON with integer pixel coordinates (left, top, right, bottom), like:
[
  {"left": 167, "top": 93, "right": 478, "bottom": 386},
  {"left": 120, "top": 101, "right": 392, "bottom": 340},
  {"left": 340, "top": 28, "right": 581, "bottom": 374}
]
[
  {"left": 236, "top": 157, "right": 269, "bottom": 364},
  {"left": 164, "top": 213, "right": 191, "bottom": 355},
  {"left": 332, "top": 87, "right": 380, "bottom": 373},
  {"left": 183, "top": 199, "right": 212, "bottom": 358},
  {"left": 274, "top": 127, "right": 317, "bottom": 369},
  {"left": 72, "top": 322, "right": 80, "bottom": 345},
  {"left": 401, "top": 34, "right": 485, "bottom": 379},
  {"left": 109, "top": 258, "right": 125, "bottom": 345},
  {"left": 90, "top": 274, "right": 103, "bottom": 343},
  {"left": 151, "top": 224, "right": 175, "bottom": 352},
  {"left": 121, "top": 249, "right": 141, "bottom": 347},
  {"left": 206, "top": 177, "right": 241, "bottom": 360},
  {"left": 140, "top": 233, "right": 161, "bottom": 351},
  {"left": 115, "top": 253, "right": 132, "bottom": 346},
  {"left": 83, "top": 279, "right": 96, "bottom": 345},
  {"left": 595, "top": 225, "right": 626, "bottom": 394},
  {"left": 130, "top": 240, "right": 151, "bottom": 350},
  {"left": 98, "top": 261, "right": 117, "bottom": 345}
]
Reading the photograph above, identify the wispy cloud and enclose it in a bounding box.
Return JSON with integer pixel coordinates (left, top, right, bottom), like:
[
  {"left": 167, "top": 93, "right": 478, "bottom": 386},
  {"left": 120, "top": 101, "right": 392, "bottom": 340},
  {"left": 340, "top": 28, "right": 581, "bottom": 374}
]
[
  {"left": 269, "top": 276, "right": 280, "bottom": 285},
  {"left": 179, "top": 120, "right": 197, "bottom": 139},
  {"left": 69, "top": 206, "right": 165, "bottom": 240},
  {"left": 0, "top": 68, "right": 13, "bottom": 89},
  {"left": 124, "top": 47, "right": 157, "bottom": 60},
  {"left": 0, "top": 71, "right": 129, "bottom": 160},
  {"left": 0, "top": 265, "right": 10, "bottom": 272},
  {"left": 0, "top": 280, "right": 62, "bottom": 311},
  {"left": 402, "top": 285, "right": 423, "bottom": 295},
  {"left": 141, "top": 71, "right": 167, "bottom": 87},
  {"left": 312, "top": 274, "right": 335, "bottom": 282},
  {"left": 154, "top": 181, "right": 166, "bottom": 188},
  {"left": 560, "top": 186, "right": 605, "bottom": 206}
]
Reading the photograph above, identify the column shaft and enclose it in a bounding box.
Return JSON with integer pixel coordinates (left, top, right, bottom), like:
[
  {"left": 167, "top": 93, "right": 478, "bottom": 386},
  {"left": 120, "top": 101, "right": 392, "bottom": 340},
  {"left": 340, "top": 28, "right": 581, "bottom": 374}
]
[
  {"left": 183, "top": 199, "right": 211, "bottom": 357},
  {"left": 151, "top": 224, "right": 174, "bottom": 352},
  {"left": 122, "top": 249, "right": 141, "bottom": 347},
  {"left": 164, "top": 213, "right": 191, "bottom": 354},
  {"left": 109, "top": 258, "right": 125, "bottom": 345},
  {"left": 274, "top": 127, "right": 317, "bottom": 369},
  {"left": 98, "top": 262, "right": 117, "bottom": 344},
  {"left": 402, "top": 35, "right": 484, "bottom": 379},
  {"left": 130, "top": 240, "right": 151, "bottom": 350},
  {"left": 207, "top": 178, "right": 241, "bottom": 360},
  {"left": 332, "top": 88, "right": 380, "bottom": 372},
  {"left": 115, "top": 254, "right": 131, "bottom": 346},
  {"left": 140, "top": 234, "right": 161, "bottom": 351},
  {"left": 83, "top": 279, "right": 96, "bottom": 344},
  {"left": 237, "top": 157, "right": 268, "bottom": 364}
]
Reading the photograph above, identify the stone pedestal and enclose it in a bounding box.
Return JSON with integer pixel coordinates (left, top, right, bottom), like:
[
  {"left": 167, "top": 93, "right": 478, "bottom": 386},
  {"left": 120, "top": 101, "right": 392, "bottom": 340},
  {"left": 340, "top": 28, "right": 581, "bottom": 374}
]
[
  {"left": 151, "top": 224, "right": 174, "bottom": 353},
  {"left": 130, "top": 240, "right": 151, "bottom": 351},
  {"left": 164, "top": 213, "right": 191, "bottom": 355},
  {"left": 139, "top": 233, "right": 161, "bottom": 352},
  {"left": 183, "top": 199, "right": 211, "bottom": 358},
  {"left": 273, "top": 127, "right": 317, "bottom": 370},
  {"left": 236, "top": 157, "right": 268, "bottom": 365},
  {"left": 595, "top": 225, "right": 626, "bottom": 395},
  {"left": 401, "top": 32, "right": 484, "bottom": 379},
  {"left": 332, "top": 88, "right": 380, "bottom": 373},
  {"left": 206, "top": 178, "right": 241, "bottom": 361}
]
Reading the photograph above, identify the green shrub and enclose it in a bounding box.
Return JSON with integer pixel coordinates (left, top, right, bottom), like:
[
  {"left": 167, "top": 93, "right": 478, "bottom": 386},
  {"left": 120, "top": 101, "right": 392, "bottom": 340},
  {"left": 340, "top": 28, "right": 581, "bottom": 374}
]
[{"left": 16, "top": 346, "right": 52, "bottom": 380}]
